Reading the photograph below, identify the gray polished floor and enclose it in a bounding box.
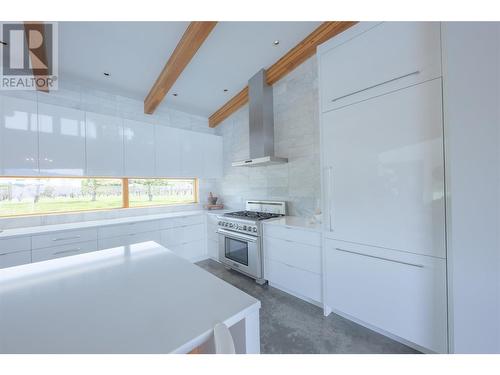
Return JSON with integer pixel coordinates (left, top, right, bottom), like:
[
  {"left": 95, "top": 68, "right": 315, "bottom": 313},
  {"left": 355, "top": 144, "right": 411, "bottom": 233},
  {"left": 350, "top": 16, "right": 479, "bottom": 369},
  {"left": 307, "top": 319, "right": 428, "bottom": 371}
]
[{"left": 196, "top": 259, "right": 419, "bottom": 354}]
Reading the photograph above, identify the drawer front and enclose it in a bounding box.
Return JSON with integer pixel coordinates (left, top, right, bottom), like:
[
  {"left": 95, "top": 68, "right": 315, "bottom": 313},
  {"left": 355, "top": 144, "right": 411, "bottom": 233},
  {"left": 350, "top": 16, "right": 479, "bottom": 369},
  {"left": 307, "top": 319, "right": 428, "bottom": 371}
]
[
  {"left": 98, "top": 221, "right": 159, "bottom": 239},
  {"left": 265, "top": 259, "right": 321, "bottom": 302},
  {"left": 160, "top": 223, "right": 204, "bottom": 247},
  {"left": 171, "top": 240, "right": 206, "bottom": 262},
  {"left": 264, "top": 224, "right": 321, "bottom": 247},
  {"left": 264, "top": 236, "right": 321, "bottom": 274},
  {"left": 158, "top": 215, "right": 204, "bottom": 229},
  {"left": 32, "top": 228, "right": 97, "bottom": 249},
  {"left": 0, "top": 236, "right": 31, "bottom": 255},
  {"left": 0, "top": 250, "right": 31, "bottom": 269},
  {"left": 32, "top": 240, "right": 98, "bottom": 262},
  {"left": 320, "top": 22, "right": 441, "bottom": 112},
  {"left": 324, "top": 239, "right": 447, "bottom": 353},
  {"left": 98, "top": 231, "right": 160, "bottom": 250}
]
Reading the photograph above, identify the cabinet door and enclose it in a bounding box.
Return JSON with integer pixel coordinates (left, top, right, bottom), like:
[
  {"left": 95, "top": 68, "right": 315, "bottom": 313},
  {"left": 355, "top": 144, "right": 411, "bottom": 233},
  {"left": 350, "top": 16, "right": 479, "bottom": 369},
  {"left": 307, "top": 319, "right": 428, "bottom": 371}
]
[
  {"left": 38, "top": 103, "right": 86, "bottom": 176},
  {"left": 0, "top": 250, "right": 31, "bottom": 269},
  {"left": 155, "top": 125, "right": 182, "bottom": 177},
  {"left": 85, "top": 112, "right": 124, "bottom": 176},
  {"left": 324, "top": 240, "right": 447, "bottom": 353},
  {"left": 322, "top": 79, "right": 445, "bottom": 258},
  {"left": 123, "top": 119, "right": 155, "bottom": 177},
  {"left": 180, "top": 130, "right": 204, "bottom": 177},
  {"left": 319, "top": 22, "right": 441, "bottom": 112},
  {"left": 203, "top": 134, "right": 223, "bottom": 178},
  {"left": 0, "top": 96, "right": 39, "bottom": 175}
]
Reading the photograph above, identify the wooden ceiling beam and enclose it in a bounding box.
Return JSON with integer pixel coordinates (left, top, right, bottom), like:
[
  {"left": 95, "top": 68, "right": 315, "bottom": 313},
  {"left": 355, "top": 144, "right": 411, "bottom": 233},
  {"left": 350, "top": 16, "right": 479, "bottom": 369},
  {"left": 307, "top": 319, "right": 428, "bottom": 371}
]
[
  {"left": 23, "top": 21, "right": 50, "bottom": 93},
  {"left": 144, "top": 21, "right": 217, "bottom": 114},
  {"left": 208, "top": 21, "right": 357, "bottom": 128}
]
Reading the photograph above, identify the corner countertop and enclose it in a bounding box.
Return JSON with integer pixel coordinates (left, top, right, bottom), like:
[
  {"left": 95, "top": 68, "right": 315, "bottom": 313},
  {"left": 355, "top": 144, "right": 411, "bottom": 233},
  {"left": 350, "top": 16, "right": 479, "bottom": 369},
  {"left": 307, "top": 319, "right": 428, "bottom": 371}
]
[
  {"left": 0, "top": 210, "right": 209, "bottom": 240},
  {"left": 263, "top": 216, "right": 323, "bottom": 233}
]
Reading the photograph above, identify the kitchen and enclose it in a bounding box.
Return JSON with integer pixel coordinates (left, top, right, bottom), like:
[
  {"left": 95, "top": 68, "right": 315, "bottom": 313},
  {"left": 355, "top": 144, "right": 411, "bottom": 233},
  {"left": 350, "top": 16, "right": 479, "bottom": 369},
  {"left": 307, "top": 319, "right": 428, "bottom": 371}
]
[{"left": 0, "top": 1, "right": 499, "bottom": 372}]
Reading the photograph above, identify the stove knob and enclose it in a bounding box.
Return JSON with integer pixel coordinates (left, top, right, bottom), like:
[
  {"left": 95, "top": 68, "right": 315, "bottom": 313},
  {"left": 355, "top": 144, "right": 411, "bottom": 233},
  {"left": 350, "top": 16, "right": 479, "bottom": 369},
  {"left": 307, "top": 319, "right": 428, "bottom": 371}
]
[
  {"left": 252, "top": 227, "right": 257, "bottom": 233},
  {"left": 229, "top": 223, "right": 234, "bottom": 228},
  {"left": 243, "top": 225, "right": 247, "bottom": 231},
  {"left": 218, "top": 221, "right": 222, "bottom": 225}
]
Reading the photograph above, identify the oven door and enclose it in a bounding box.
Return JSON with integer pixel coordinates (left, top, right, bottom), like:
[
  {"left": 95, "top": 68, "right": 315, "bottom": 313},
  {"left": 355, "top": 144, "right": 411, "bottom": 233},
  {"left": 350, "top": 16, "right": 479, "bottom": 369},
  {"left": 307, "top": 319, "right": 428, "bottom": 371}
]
[{"left": 217, "top": 228, "right": 261, "bottom": 279}]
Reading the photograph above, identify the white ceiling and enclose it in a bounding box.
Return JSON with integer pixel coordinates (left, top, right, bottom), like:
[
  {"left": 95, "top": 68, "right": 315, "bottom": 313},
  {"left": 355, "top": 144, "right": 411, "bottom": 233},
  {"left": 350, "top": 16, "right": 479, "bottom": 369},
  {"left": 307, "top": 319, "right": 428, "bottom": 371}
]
[{"left": 57, "top": 21, "right": 321, "bottom": 117}]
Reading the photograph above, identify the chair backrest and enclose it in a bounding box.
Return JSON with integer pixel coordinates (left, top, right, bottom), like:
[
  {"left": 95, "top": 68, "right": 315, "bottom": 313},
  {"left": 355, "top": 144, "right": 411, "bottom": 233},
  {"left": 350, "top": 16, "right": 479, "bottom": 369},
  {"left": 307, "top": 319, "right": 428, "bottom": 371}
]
[{"left": 213, "top": 323, "right": 236, "bottom": 354}]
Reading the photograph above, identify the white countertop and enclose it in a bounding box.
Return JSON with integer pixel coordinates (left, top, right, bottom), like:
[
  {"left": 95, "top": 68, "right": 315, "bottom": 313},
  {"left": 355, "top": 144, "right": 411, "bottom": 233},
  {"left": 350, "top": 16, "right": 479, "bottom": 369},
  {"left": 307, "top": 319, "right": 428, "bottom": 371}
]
[
  {"left": 264, "top": 216, "right": 323, "bottom": 232},
  {"left": 0, "top": 241, "right": 260, "bottom": 353},
  {"left": 0, "top": 210, "right": 207, "bottom": 239}
]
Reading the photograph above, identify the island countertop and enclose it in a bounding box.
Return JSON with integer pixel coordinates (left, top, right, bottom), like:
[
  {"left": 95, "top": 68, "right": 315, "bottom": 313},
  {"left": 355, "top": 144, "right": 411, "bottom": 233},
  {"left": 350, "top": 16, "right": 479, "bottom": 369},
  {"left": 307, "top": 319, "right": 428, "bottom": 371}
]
[{"left": 0, "top": 241, "right": 261, "bottom": 354}]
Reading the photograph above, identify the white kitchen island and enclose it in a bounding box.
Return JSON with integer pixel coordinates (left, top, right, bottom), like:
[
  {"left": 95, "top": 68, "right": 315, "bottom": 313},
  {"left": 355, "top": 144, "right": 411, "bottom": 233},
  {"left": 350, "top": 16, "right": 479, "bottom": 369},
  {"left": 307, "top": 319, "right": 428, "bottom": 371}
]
[{"left": 0, "top": 241, "right": 261, "bottom": 354}]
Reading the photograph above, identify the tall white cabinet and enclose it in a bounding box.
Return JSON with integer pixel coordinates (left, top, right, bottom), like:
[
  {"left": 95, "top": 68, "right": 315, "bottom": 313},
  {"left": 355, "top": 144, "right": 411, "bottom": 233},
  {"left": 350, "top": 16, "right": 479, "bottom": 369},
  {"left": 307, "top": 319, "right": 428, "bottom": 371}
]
[{"left": 318, "top": 22, "right": 447, "bottom": 353}]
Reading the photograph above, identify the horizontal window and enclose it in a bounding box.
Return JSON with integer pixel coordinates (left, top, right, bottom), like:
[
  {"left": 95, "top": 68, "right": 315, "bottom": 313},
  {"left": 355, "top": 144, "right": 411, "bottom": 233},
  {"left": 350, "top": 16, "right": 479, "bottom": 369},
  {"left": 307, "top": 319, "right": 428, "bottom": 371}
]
[{"left": 0, "top": 177, "right": 197, "bottom": 217}]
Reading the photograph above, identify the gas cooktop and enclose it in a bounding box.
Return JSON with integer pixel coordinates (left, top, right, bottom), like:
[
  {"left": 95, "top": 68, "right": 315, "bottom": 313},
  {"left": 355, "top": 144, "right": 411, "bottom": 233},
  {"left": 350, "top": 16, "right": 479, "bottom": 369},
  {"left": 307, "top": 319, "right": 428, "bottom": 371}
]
[{"left": 224, "top": 210, "right": 283, "bottom": 221}]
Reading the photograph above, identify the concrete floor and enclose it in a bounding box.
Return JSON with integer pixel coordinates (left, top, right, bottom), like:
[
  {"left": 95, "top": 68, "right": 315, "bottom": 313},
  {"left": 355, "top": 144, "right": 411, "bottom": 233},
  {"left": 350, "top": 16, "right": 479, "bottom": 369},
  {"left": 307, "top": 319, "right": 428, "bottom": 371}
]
[{"left": 197, "top": 259, "right": 420, "bottom": 354}]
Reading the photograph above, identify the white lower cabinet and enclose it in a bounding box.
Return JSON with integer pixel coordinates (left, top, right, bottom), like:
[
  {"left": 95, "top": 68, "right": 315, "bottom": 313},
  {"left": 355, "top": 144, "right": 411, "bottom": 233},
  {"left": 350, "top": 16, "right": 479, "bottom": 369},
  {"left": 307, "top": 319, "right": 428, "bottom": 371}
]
[
  {"left": 324, "top": 238, "right": 447, "bottom": 353},
  {"left": 170, "top": 240, "right": 206, "bottom": 262},
  {"left": 98, "top": 230, "right": 160, "bottom": 250},
  {"left": 207, "top": 238, "right": 218, "bottom": 260},
  {"left": 0, "top": 250, "right": 31, "bottom": 269},
  {"left": 32, "top": 240, "right": 98, "bottom": 262},
  {"left": 263, "top": 224, "right": 322, "bottom": 304}
]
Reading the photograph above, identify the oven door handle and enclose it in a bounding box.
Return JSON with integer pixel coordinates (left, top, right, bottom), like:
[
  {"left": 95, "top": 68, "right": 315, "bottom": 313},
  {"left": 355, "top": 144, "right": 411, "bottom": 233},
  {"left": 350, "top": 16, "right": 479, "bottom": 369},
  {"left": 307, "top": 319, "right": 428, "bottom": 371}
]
[{"left": 217, "top": 228, "right": 258, "bottom": 242}]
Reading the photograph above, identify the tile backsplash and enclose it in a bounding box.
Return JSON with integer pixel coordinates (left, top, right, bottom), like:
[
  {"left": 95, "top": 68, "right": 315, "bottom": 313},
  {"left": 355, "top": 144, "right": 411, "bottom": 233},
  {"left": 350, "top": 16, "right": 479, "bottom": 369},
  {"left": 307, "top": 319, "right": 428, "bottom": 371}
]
[{"left": 214, "top": 56, "right": 321, "bottom": 218}]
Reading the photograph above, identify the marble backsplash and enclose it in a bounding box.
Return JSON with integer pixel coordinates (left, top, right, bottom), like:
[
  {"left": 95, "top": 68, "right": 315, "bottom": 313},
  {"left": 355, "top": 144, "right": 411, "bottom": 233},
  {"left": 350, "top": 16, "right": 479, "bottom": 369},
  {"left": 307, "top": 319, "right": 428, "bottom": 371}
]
[{"left": 213, "top": 56, "right": 321, "bottom": 218}]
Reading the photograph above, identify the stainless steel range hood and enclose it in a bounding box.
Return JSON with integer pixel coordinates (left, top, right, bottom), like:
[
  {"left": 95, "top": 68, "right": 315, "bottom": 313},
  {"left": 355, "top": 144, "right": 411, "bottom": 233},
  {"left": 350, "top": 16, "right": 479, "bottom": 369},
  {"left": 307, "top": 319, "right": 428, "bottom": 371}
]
[{"left": 232, "top": 70, "right": 287, "bottom": 167}]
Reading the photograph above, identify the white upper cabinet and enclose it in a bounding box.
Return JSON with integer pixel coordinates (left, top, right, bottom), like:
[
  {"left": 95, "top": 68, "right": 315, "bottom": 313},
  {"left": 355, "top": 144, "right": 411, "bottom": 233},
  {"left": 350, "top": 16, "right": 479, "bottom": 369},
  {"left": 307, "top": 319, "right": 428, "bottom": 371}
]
[
  {"left": 319, "top": 22, "right": 441, "bottom": 112},
  {"left": 180, "top": 130, "right": 204, "bottom": 178},
  {"left": 123, "top": 119, "right": 155, "bottom": 177},
  {"left": 322, "top": 79, "right": 445, "bottom": 258},
  {"left": 202, "top": 133, "right": 223, "bottom": 178},
  {"left": 0, "top": 96, "right": 39, "bottom": 176},
  {"left": 38, "top": 103, "right": 86, "bottom": 176},
  {"left": 85, "top": 112, "right": 124, "bottom": 176},
  {"left": 155, "top": 125, "right": 182, "bottom": 177}
]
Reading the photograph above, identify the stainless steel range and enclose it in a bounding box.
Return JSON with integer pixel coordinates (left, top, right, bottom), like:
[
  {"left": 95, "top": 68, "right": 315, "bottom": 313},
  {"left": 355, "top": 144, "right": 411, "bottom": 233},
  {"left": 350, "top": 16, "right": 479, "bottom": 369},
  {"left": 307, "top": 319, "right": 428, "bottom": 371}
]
[{"left": 217, "top": 200, "right": 286, "bottom": 284}]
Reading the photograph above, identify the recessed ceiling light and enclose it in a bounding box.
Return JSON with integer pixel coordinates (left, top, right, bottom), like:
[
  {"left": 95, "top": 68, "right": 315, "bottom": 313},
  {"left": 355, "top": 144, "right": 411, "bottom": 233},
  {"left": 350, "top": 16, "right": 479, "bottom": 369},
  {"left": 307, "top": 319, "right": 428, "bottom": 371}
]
[
  {"left": 103, "top": 72, "right": 111, "bottom": 77},
  {"left": 173, "top": 93, "right": 178, "bottom": 97},
  {"left": 273, "top": 40, "right": 280, "bottom": 46},
  {"left": 223, "top": 89, "right": 228, "bottom": 92},
  {"left": 0, "top": 41, "right": 8, "bottom": 46}
]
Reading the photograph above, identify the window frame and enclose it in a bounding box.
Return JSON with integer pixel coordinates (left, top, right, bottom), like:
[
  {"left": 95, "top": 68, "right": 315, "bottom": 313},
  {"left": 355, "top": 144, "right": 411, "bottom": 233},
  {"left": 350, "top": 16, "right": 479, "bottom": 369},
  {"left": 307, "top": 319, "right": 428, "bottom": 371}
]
[{"left": 0, "top": 176, "right": 199, "bottom": 218}]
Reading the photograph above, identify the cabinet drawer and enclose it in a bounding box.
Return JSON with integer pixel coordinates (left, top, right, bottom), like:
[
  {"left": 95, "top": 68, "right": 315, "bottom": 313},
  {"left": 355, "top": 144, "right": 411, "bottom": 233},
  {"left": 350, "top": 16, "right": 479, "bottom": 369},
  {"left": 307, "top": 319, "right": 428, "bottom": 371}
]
[
  {"left": 264, "top": 236, "right": 321, "bottom": 274},
  {"left": 0, "top": 236, "right": 31, "bottom": 255},
  {"left": 0, "top": 250, "right": 31, "bottom": 269},
  {"left": 32, "top": 240, "right": 98, "bottom": 262},
  {"left": 159, "top": 215, "right": 204, "bottom": 229},
  {"left": 265, "top": 259, "right": 321, "bottom": 302},
  {"left": 98, "top": 231, "right": 160, "bottom": 250},
  {"left": 207, "top": 238, "right": 218, "bottom": 260},
  {"left": 319, "top": 22, "right": 441, "bottom": 112},
  {"left": 171, "top": 240, "right": 206, "bottom": 262},
  {"left": 32, "top": 228, "right": 97, "bottom": 249},
  {"left": 324, "top": 239, "right": 447, "bottom": 353},
  {"left": 160, "top": 223, "right": 204, "bottom": 247},
  {"left": 98, "top": 221, "right": 159, "bottom": 239},
  {"left": 264, "top": 224, "right": 321, "bottom": 247}
]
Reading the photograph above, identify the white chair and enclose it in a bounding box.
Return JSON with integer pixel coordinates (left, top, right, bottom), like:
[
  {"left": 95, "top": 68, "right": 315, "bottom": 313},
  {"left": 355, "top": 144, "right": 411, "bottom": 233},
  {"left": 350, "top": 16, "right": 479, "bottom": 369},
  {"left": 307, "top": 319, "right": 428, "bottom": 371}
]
[{"left": 213, "top": 323, "right": 236, "bottom": 354}]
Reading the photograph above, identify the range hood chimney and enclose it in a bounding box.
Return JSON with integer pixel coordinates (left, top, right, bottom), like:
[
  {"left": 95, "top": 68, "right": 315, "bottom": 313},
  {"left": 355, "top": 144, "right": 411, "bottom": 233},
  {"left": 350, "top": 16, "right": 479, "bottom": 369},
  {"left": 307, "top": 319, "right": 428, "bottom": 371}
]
[{"left": 232, "top": 69, "right": 287, "bottom": 167}]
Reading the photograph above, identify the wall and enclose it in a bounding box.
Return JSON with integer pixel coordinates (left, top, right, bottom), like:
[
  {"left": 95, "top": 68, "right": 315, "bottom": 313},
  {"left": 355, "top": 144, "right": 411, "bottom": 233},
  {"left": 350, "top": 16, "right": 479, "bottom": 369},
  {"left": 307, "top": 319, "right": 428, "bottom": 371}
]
[
  {"left": 442, "top": 22, "right": 500, "bottom": 353},
  {"left": 0, "top": 78, "right": 217, "bottom": 229},
  {"left": 214, "top": 56, "right": 321, "bottom": 217}
]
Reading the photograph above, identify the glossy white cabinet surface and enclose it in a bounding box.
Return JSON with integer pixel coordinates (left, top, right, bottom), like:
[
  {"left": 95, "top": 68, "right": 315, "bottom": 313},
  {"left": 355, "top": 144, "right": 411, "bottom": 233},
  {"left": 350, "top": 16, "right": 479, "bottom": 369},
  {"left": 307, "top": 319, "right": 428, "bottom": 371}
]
[
  {"left": 155, "top": 125, "right": 182, "bottom": 177},
  {"left": 123, "top": 119, "right": 155, "bottom": 177},
  {"left": 0, "top": 236, "right": 31, "bottom": 254},
  {"left": 322, "top": 79, "right": 445, "bottom": 258},
  {"left": 38, "top": 103, "right": 86, "bottom": 176},
  {"left": 319, "top": 22, "right": 442, "bottom": 112},
  {"left": 180, "top": 130, "right": 204, "bottom": 178},
  {"left": 32, "top": 240, "right": 98, "bottom": 262},
  {"left": 85, "top": 112, "right": 124, "bottom": 176},
  {"left": 0, "top": 250, "right": 31, "bottom": 269},
  {"left": 0, "top": 96, "right": 39, "bottom": 175},
  {"left": 324, "top": 239, "right": 448, "bottom": 353}
]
